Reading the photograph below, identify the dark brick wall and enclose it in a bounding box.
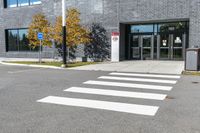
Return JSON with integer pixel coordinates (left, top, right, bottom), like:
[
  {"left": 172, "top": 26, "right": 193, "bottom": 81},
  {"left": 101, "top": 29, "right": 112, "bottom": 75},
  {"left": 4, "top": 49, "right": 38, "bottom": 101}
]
[{"left": 0, "top": 0, "right": 200, "bottom": 58}]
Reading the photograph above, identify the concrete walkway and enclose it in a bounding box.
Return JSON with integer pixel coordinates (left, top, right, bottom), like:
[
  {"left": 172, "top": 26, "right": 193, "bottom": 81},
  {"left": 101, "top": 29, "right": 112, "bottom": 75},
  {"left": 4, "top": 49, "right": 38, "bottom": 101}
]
[{"left": 69, "top": 61, "right": 184, "bottom": 74}]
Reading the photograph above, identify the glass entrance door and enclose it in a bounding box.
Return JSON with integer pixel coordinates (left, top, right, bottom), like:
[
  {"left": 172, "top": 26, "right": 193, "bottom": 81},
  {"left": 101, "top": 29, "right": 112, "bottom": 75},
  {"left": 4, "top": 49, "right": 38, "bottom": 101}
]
[
  {"left": 173, "top": 34, "right": 185, "bottom": 60},
  {"left": 160, "top": 34, "right": 171, "bottom": 59},
  {"left": 142, "top": 35, "right": 153, "bottom": 60},
  {"left": 130, "top": 35, "right": 141, "bottom": 60},
  {"left": 160, "top": 34, "right": 185, "bottom": 60},
  {"left": 129, "top": 34, "right": 154, "bottom": 60}
]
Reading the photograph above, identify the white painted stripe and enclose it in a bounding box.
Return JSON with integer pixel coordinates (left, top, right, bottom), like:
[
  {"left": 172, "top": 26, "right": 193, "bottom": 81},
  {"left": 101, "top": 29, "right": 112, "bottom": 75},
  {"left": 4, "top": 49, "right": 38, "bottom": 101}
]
[
  {"left": 37, "top": 96, "right": 159, "bottom": 116},
  {"left": 110, "top": 72, "right": 181, "bottom": 79},
  {"left": 98, "top": 76, "right": 177, "bottom": 84},
  {"left": 84, "top": 80, "right": 172, "bottom": 91},
  {"left": 64, "top": 87, "right": 167, "bottom": 100}
]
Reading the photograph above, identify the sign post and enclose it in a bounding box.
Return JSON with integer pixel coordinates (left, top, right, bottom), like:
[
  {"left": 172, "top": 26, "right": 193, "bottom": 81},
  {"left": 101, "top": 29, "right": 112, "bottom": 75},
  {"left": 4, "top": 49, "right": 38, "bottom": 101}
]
[
  {"left": 111, "top": 32, "right": 120, "bottom": 62},
  {"left": 38, "top": 32, "right": 43, "bottom": 63}
]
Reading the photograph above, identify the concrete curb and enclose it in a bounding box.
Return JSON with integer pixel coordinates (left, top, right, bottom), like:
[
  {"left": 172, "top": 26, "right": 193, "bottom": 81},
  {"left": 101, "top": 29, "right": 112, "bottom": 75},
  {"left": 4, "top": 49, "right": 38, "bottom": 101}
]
[{"left": 0, "top": 61, "right": 64, "bottom": 70}]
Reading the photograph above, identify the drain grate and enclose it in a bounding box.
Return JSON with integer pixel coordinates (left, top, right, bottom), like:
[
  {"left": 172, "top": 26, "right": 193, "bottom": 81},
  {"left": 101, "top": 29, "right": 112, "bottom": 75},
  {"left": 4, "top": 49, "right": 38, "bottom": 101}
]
[{"left": 192, "top": 81, "right": 199, "bottom": 84}]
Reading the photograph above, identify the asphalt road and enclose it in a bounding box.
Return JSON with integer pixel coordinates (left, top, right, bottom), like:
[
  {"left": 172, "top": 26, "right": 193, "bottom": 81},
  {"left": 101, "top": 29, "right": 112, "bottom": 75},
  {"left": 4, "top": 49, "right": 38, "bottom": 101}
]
[{"left": 0, "top": 64, "right": 200, "bottom": 133}]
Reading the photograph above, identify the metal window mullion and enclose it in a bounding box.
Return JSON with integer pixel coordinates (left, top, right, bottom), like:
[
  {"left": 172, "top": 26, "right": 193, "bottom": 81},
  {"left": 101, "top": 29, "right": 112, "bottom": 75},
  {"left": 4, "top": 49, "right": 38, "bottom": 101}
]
[
  {"left": 128, "top": 35, "right": 131, "bottom": 60},
  {"left": 151, "top": 35, "right": 154, "bottom": 60},
  {"left": 140, "top": 36, "right": 143, "bottom": 60},
  {"left": 157, "top": 35, "right": 160, "bottom": 60},
  {"left": 17, "top": 29, "right": 20, "bottom": 52},
  {"left": 182, "top": 33, "right": 186, "bottom": 60},
  {"left": 170, "top": 34, "right": 174, "bottom": 59}
]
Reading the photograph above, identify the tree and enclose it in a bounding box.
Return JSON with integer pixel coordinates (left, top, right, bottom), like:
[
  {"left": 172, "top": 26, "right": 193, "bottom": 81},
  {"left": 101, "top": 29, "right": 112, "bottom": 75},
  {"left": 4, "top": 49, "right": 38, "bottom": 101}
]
[
  {"left": 53, "top": 8, "right": 90, "bottom": 59},
  {"left": 27, "top": 13, "right": 52, "bottom": 49},
  {"left": 84, "top": 23, "right": 110, "bottom": 62}
]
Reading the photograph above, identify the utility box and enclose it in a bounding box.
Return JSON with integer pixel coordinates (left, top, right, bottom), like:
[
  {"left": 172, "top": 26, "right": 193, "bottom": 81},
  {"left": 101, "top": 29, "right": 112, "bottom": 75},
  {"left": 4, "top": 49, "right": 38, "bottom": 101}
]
[{"left": 185, "top": 48, "right": 200, "bottom": 71}]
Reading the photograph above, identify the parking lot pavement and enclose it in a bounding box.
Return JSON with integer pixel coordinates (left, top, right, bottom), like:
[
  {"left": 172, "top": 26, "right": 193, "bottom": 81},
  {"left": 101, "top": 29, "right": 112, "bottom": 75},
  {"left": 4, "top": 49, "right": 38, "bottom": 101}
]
[
  {"left": 38, "top": 72, "right": 180, "bottom": 116},
  {"left": 0, "top": 64, "right": 200, "bottom": 133}
]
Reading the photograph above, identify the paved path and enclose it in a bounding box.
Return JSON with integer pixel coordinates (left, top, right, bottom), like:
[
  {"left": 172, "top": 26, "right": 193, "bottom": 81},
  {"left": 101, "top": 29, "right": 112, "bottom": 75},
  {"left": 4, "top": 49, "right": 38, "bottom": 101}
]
[{"left": 69, "top": 61, "right": 184, "bottom": 74}]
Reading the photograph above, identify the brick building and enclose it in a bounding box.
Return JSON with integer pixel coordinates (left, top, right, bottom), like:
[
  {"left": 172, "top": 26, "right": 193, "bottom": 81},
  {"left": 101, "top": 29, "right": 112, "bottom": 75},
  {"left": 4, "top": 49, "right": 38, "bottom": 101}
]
[{"left": 0, "top": 0, "right": 200, "bottom": 60}]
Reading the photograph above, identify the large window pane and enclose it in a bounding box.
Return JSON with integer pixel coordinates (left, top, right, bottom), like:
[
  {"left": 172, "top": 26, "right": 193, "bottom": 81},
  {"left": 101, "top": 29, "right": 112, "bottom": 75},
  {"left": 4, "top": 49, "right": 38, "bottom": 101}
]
[
  {"left": 18, "top": 0, "right": 29, "bottom": 6},
  {"left": 7, "top": 0, "right": 17, "bottom": 7},
  {"left": 7, "top": 30, "right": 18, "bottom": 51},
  {"left": 6, "top": 29, "right": 39, "bottom": 52},
  {"left": 30, "top": 0, "right": 41, "bottom": 5},
  {"left": 18, "top": 29, "right": 30, "bottom": 51},
  {"left": 5, "top": 0, "right": 41, "bottom": 8},
  {"left": 131, "top": 24, "right": 154, "bottom": 33},
  {"left": 158, "top": 22, "right": 187, "bottom": 32}
]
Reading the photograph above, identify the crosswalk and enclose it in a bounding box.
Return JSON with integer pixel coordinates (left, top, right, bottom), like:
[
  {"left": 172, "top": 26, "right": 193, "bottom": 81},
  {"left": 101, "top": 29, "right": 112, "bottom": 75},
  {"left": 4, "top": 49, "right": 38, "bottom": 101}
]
[{"left": 37, "top": 72, "right": 181, "bottom": 116}]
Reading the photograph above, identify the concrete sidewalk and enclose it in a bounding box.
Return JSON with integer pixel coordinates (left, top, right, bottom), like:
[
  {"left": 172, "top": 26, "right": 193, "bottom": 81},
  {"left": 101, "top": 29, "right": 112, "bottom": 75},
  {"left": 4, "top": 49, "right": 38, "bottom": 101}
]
[{"left": 69, "top": 61, "right": 184, "bottom": 74}]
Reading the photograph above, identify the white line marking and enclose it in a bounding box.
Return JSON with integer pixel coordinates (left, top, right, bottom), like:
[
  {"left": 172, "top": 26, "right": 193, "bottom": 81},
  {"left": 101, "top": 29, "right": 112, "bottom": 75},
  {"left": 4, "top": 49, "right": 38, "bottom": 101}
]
[
  {"left": 98, "top": 76, "right": 177, "bottom": 84},
  {"left": 64, "top": 87, "right": 167, "bottom": 100},
  {"left": 37, "top": 96, "right": 159, "bottom": 116},
  {"left": 110, "top": 72, "right": 181, "bottom": 79},
  {"left": 84, "top": 80, "right": 172, "bottom": 91}
]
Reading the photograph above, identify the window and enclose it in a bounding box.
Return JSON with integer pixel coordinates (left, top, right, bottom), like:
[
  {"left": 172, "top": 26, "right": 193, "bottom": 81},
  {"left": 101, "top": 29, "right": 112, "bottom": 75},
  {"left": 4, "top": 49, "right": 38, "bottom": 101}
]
[
  {"left": 7, "top": 0, "right": 17, "bottom": 8},
  {"left": 30, "top": 0, "right": 41, "bottom": 5},
  {"left": 131, "top": 24, "right": 154, "bottom": 33},
  {"left": 5, "top": 29, "right": 38, "bottom": 52},
  {"left": 18, "top": 0, "right": 29, "bottom": 6},
  {"left": 4, "top": 0, "right": 41, "bottom": 8}
]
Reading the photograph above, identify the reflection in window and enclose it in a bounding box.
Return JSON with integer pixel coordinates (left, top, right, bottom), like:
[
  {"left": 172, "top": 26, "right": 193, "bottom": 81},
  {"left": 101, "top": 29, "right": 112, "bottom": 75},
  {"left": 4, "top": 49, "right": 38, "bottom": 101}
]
[
  {"left": 7, "top": 30, "right": 18, "bottom": 51},
  {"left": 158, "top": 22, "right": 187, "bottom": 32},
  {"left": 131, "top": 25, "right": 154, "bottom": 33},
  {"left": 5, "top": 0, "right": 41, "bottom": 8},
  {"left": 7, "top": 0, "right": 17, "bottom": 7},
  {"left": 6, "top": 29, "right": 38, "bottom": 52},
  {"left": 30, "top": 0, "right": 41, "bottom": 5},
  {"left": 18, "top": 0, "right": 29, "bottom": 6}
]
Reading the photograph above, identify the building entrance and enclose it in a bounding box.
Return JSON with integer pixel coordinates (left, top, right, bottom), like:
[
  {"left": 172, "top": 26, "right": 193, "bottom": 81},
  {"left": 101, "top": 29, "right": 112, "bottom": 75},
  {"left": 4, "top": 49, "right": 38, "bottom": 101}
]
[
  {"left": 125, "top": 21, "right": 189, "bottom": 60},
  {"left": 159, "top": 33, "right": 186, "bottom": 60},
  {"left": 129, "top": 34, "right": 154, "bottom": 60}
]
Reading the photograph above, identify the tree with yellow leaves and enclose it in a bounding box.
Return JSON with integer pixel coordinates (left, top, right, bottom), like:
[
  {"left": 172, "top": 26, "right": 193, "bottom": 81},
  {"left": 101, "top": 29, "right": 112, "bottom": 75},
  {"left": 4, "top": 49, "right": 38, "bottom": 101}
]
[
  {"left": 53, "top": 8, "right": 90, "bottom": 59},
  {"left": 27, "top": 13, "right": 52, "bottom": 48}
]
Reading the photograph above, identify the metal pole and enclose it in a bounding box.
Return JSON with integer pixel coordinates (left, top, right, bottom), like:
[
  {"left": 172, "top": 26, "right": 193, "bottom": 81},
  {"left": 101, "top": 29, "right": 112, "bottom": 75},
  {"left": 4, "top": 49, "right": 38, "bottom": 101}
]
[
  {"left": 62, "top": 0, "right": 67, "bottom": 66},
  {"left": 39, "top": 40, "right": 42, "bottom": 63}
]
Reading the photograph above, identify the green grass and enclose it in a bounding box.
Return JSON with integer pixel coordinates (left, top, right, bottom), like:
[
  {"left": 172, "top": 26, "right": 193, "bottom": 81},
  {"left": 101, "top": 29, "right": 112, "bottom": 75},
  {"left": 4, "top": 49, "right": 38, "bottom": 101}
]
[
  {"left": 182, "top": 71, "right": 200, "bottom": 76},
  {"left": 5, "top": 61, "right": 97, "bottom": 68}
]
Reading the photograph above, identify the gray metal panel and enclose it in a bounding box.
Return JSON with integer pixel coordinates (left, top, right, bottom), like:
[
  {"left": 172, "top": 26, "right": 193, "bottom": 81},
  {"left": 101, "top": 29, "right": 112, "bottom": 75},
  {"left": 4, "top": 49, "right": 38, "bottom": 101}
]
[{"left": 186, "top": 51, "right": 198, "bottom": 71}]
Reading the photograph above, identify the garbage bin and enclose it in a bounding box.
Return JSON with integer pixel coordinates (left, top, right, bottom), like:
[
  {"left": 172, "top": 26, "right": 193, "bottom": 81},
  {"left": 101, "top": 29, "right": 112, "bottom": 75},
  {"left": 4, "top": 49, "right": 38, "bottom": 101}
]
[{"left": 185, "top": 48, "right": 200, "bottom": 71}]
